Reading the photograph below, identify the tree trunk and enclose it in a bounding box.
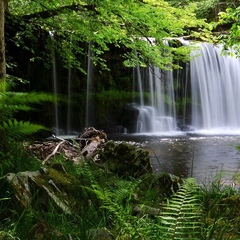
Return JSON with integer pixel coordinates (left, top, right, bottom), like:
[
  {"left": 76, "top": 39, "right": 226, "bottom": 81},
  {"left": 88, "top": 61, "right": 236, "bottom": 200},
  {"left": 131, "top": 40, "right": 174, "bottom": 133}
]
[{"left": 0, "top": 0, "right": 8, "bottom": 83}]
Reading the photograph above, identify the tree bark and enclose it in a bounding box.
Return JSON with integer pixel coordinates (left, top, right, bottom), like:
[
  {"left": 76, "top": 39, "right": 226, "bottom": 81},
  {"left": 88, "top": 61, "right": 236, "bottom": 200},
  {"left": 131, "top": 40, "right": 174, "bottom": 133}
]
[{"left": 0, "top": 0, "right": 7, "bottom": 83}]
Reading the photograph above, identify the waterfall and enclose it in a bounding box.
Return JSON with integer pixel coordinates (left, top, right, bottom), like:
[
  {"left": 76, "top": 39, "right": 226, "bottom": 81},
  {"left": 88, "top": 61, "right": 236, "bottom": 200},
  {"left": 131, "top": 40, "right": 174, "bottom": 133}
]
[
  {"left": 52, "top": 52, "right": 59, "bottom": 136},
  {"left": 85, "top": 43, "right": 94, "bottom": 127},
  {"left": 190, "top": 43, "right": 240, "bottom": 133},
  {"left": 49, "top": 31, "right": 60, "bottom": 136},
  {"left": 67, "top": 68, "right": 72, "bottom": 135},
  {"left": 131, "top": 41, "right": 240, "bottom": 135},
  {"left": 135, "top": 65, "right": 177, "bottom": 133}
]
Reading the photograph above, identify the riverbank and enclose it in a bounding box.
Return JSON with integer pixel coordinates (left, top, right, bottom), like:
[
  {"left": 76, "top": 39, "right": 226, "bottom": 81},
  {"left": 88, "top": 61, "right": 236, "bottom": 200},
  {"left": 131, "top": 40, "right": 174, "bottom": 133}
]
[{"left": 1, "top": 130, "right": 240, "bottom": 239}]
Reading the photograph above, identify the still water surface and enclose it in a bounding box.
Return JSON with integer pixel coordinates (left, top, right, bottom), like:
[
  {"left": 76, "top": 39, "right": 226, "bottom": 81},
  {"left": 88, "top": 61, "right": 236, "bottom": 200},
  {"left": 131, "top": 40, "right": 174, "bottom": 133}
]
[{"left": 110, "top": 134, "right": 240, "bottom": 182}]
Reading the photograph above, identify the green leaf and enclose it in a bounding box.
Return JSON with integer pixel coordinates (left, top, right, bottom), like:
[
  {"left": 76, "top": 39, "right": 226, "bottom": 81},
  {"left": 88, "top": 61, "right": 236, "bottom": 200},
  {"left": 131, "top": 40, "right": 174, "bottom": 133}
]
[
  {"left": 159, "top": 178, "right": 202, "bottom": 239},
  {"left": 0, "top": 119, "right": 47, "bottom": 140}
]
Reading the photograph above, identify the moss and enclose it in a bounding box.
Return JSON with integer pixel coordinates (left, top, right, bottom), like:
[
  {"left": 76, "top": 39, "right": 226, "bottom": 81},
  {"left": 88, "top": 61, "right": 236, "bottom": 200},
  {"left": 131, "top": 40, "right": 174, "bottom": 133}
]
[{"left": 47, "top": 168, "right": 77, "bottom": 189}]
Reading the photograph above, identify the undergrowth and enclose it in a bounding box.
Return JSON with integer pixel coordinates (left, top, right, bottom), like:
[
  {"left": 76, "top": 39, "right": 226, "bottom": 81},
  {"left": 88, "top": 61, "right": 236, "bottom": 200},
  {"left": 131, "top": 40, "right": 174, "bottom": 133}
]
[{"left": 1, "top": 149, "right": 240, "bottom": 239}]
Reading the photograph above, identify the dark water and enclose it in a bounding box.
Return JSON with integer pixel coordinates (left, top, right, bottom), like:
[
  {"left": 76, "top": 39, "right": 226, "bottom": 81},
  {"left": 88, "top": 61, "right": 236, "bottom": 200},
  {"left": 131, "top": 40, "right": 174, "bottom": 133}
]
[{"left": 109, "top": 134, "right": 240, "bottom": 182}]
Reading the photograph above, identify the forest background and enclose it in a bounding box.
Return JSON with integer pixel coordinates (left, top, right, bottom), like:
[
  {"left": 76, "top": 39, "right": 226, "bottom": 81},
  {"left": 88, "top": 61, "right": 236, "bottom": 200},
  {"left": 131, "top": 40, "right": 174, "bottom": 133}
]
[{"left": 1, "top": 0, "right": 239, "bottom": 133}]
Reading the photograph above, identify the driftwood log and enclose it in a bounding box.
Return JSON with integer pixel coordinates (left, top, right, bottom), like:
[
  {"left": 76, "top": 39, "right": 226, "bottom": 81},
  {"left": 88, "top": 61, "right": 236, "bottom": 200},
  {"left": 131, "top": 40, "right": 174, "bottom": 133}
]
[
  {"left": 78, "top": 127, "right": 107, "bottom": 159},
  {"left": 27, "top": 127, "right": 107, "bottom": 164}
]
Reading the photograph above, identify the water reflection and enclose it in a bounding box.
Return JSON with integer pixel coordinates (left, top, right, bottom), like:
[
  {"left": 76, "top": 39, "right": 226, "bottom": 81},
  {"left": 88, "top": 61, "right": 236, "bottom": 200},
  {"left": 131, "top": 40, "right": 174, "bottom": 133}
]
[
  {"left": 150, "top": 136, "right": 240, "bottom": 180},
  {"left": 109, "top": 134, "right": 240, "bottom": 181}
]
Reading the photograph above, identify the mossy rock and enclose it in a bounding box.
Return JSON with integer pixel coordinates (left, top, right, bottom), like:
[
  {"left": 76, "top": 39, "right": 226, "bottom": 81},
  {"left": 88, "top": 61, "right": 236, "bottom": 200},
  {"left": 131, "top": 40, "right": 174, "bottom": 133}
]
[
  {"left": 0, "top": 165, "right": 95, "bottom": 216},
  {"left": 99, "top": 140, "right": 152, "bottom": 178}
]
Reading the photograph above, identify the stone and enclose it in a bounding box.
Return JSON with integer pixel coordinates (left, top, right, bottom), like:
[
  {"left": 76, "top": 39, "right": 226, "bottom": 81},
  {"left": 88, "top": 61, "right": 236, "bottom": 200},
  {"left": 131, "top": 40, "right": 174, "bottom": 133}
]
[
  {"left": 121, "top": 103, "right": 141, "bottom": 133},
  {"left": 151, "top": 173, "right": 183, "bottom": 196},
  {"left": 88, "top": 228, "right": 114, "bottom": 240},
  {"left": 28, "top": 220, "right": 63, "bottom": 240},
  {"left": 0, "top": 167, "right": 73, "bottom": 214},
  {"left": 98, "top": 140, "right": 152, "bottom": 178},
  {"left": 133, "top": 204, "right": 160, "bottom": 217}
]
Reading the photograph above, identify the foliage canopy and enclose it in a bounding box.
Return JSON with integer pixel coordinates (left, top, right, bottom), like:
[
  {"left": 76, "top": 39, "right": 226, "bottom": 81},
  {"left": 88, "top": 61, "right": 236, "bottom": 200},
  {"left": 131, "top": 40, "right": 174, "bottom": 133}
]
[
  {"left": 6, "top": 0, "right": 210, "bottom": 71},
  {"left": 216, "top": 6, "right": 240, "bottom": 57}
]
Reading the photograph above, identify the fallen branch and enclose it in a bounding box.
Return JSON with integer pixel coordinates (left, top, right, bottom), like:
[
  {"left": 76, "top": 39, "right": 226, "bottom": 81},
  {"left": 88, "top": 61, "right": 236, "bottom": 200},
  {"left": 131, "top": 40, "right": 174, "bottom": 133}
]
[{"left": 42, "top": 140, "right": 65, "bottom": 165}]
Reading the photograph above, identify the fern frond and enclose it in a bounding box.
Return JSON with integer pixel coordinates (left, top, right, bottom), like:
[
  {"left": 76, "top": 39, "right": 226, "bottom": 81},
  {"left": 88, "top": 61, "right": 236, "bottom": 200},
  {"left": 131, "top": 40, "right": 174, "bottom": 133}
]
[
  {"left": 0, "top": 103, "right": 33, "bottom": 112},
  {"left": 1, "top": 91, "right": 58, "bottom": 105},
  {"left": 0, "top": 119, "right": 47, "bottom": 140},
  {"left": 0, "top": 91, "right": 60, "bottom": 116},
  {"left": 159, "top": 178, "right": 202, "bottom": 240}
]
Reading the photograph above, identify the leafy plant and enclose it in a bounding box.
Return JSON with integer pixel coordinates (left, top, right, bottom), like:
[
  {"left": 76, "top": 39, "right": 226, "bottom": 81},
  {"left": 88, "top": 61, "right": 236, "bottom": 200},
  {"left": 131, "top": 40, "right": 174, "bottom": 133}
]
[
  {"left": 159, "top": 178, "right": 202, "bottom": 239},
  {"left": 214, "top": 5, "right": 240, "bottom": 57},
  {"left": 0, "top": 81, "right": 58, "bottom": 176},
  {"left": 199, "top": 173, "right": 240, "bottom": 239}
]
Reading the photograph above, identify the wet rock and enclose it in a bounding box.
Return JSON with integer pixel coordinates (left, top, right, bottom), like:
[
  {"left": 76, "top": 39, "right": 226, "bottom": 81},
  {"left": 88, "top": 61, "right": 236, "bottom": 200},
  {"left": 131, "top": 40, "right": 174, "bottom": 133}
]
[
  {"left": 180, "top": 125, "right": 194, "bottom": 132},
  {"left": 121, "top": 103, "right": 140, "bottom": 133},
  {"left": 98, "top": 140, "right": 152, "bottom": 178},
  {"left": 151, "top": 173, "right": 183, "bottom": 196}
]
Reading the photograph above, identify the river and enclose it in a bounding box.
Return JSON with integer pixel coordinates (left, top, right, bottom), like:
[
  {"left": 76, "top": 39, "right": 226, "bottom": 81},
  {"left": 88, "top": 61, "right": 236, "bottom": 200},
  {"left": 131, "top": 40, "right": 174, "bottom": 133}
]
[{"left": 109, "top": 133, "right": 240, "bottom": 183}]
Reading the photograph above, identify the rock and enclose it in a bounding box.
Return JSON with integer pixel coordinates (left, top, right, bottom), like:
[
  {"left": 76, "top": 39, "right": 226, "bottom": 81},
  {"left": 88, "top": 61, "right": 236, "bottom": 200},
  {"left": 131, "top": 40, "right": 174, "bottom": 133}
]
[
  {"left": 88, "top": 228, "right": 114, "bottom": 240},
  {"left": 121, "top": 103, "right": 141, "bottom": 133},
  {"left": 151, "top": 173, "right": 183, "bottom": 196},
  {"left": 98, "top": 140, "right": 152, "bottom": 178},
  {"left": 180, "top": 125, "right": 194, "bottom": 132},
  {"left": 133, "top": 204, "right": 160, "bottom": 217},
  {"left": 0, "top": 167, "right": 74, "bottom": 215},
  {"left": 28, "top": 220, "right": 63, "bottom": 240}
]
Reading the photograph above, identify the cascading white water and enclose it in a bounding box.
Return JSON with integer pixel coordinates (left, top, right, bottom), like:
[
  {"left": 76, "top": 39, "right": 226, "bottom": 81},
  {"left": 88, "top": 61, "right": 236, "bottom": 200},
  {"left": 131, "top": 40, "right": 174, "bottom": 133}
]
[
  {"left": 135, "top": 65, "right": 177, "bottom": 133},
  {"left": 133, "top": 40, "right": 240, "bottom": 135},
  {"left": 190, "top": 43, "right": 240, "bottom": 133},
  {"left": 49, "top": 31, "right": 59, "bottom": 136},
  {"left": 67, "top": 68, "right": 72, "bottom": 135},
  {"left": 85, "top": 43, "right": 94, "bottom": 128},
  {"left": 52, "top": 53, "right": 59, "bottom": 136}
]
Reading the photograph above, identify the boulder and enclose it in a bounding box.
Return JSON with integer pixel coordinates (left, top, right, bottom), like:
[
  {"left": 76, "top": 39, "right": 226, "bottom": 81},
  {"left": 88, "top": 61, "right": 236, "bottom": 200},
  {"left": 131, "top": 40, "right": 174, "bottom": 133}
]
[
  {"left": 121, "top": 103, "right": 141, "bottom": 133},
  {"left": 150, "top": 173, "right": 183, "bottom": 196},
  {"left": 0, "top": 167, "right": 74, "bottom": 215},
  {"left": 98, "top": 140, "right": 152, "bottom": 178}
]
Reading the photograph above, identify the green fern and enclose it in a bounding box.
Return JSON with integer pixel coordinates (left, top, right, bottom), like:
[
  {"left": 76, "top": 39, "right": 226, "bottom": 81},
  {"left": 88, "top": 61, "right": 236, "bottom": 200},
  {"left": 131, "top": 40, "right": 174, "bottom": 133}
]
[
  {"left": 0, "top": 82, "right": 57, "bottom": 153},
  {"left": 0, "top": 119, "right": 47, "bottom": 140},
  {"left": 89, "top": 178, "right": 144, "bottom": 239},
  {"left": 159, "top": 178, "right": 202, "bottom": 240},
  {"left": 0, "top": 91, "right": 57, "bottom": 119}
]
